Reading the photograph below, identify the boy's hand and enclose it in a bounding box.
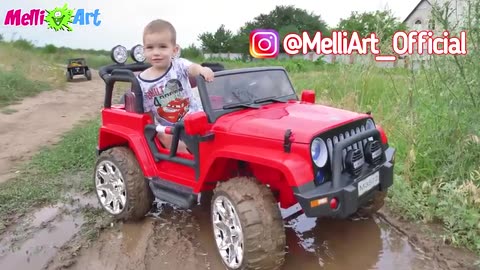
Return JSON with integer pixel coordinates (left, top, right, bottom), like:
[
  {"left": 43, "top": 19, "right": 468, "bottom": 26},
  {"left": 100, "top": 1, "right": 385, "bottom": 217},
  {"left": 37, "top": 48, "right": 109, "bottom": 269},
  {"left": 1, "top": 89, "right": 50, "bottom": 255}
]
[{"left": 200, "top": 67, "right": 214, "bottom": 82}]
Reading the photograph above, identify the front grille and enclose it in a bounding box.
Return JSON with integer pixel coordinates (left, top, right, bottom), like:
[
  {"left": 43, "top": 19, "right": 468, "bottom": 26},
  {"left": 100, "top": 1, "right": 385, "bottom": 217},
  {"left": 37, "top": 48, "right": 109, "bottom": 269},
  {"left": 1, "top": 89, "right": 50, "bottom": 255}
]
[{"left": 324, "top": 121, "right": 374, "bottom": 171}]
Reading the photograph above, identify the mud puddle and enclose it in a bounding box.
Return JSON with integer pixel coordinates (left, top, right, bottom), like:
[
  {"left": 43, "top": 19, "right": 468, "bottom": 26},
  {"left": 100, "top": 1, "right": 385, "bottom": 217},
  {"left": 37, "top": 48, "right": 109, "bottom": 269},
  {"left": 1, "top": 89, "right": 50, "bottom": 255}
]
[
  {"left": 48, "top": 197, "right": 444, "bottom": 270},
  {"left": 0, "top": 193, "right": 98, "bottom": 270}
]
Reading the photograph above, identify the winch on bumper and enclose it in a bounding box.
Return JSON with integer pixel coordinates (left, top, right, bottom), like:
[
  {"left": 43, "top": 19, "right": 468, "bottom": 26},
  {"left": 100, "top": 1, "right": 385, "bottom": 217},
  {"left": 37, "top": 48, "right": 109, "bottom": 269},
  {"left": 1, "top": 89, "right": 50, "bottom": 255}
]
[{"left": 293, "top": 128, "right": 395, "bottom": 219}]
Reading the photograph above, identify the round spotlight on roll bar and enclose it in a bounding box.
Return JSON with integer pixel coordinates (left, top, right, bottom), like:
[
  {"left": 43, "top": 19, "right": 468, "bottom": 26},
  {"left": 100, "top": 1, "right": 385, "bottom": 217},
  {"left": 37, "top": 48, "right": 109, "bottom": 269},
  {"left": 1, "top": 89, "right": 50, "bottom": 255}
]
[
  {"left": 111, "top": 45, "right": 128, "bottom": 64},
  {"left": 130, "top": 44, "right": 145, "bottom": 63}
]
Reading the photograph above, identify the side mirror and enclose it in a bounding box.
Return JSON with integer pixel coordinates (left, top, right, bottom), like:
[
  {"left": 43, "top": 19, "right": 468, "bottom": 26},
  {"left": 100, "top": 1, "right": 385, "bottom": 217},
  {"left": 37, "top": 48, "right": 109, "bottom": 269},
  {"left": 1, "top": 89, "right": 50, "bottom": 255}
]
[
  {"left": 184, "top": 111, "right": 209, "bottom": 136},
  {"left": 301, "top": 90, "right": 316, "bottom": 103}
]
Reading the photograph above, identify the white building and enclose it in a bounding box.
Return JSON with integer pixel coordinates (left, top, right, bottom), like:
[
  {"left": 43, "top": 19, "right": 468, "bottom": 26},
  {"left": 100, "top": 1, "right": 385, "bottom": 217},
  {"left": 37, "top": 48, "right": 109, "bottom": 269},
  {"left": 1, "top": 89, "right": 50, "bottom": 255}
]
[
  {"left": 403, "top": 0, "right": 469, "bottom": 31},
  {"left": 402, "top": 0, "right": 469, "bottom": 63}
]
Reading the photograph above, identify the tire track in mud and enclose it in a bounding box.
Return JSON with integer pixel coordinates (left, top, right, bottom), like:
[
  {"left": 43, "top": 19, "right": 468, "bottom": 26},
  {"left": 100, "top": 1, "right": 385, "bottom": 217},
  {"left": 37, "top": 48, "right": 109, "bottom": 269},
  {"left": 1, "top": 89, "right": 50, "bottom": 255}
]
[
  {"left": 0, "top": 190, "right": 98, "bottom": 270},
  {"left": 45, "top": 201, "right": 216, "bottom": 270}
]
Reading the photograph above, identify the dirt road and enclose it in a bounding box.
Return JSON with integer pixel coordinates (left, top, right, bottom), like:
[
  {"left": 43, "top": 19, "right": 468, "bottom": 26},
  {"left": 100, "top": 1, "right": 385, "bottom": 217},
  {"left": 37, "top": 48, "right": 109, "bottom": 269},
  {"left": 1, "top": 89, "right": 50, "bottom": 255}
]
[
  {"left": 0, "top": 72, "right": 105, "bottom": 183},
  {"left": 0, "top": 69, "right": 478, "bottom": 270}
]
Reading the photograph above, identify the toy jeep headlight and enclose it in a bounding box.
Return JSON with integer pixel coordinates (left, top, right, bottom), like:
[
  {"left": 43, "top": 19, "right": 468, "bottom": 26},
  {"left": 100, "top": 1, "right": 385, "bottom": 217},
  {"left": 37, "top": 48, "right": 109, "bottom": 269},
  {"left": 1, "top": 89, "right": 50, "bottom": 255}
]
[
  {"left": 111, "top": 45, "right": 128, "bottom": 64},
  {"left": 131, "top": 44, "right": 145, "bottom": 63},
  {"left": 311, "top": 138, "right": 328, "bottom": 167}
]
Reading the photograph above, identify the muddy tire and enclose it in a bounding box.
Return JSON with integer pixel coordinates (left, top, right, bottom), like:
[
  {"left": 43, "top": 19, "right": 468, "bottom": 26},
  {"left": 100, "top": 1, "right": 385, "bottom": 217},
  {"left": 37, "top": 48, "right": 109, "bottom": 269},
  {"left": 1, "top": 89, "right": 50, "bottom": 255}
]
[
  {"left": 94, "top": 146, "right": 154, "bottom": 221},
  {"left": 211, "top": 177, "right": 286, "bottom": 270},
  {"left": 66, "top": 71, "right": 72, "bottom": 82},
  {"left": 85, "top": 69, "right": 92, "bottom": 80},
  {"left": 354, "top": 190, "right": 387, "bottom": 217}
]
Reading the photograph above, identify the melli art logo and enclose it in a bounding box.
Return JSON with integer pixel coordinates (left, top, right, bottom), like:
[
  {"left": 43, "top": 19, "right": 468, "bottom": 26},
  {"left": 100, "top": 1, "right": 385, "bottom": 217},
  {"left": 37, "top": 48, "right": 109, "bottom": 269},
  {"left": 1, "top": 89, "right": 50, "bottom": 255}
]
[{"left": 3, "top": 3, "right": 101, "bottom": 32}]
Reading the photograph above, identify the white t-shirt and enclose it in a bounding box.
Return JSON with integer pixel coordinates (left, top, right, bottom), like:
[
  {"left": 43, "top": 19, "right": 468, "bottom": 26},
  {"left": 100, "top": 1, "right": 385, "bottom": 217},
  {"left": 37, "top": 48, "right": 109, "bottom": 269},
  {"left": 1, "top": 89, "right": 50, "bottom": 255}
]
[{"left": 137, "top": 58, "right": 203, "bottom": 126}]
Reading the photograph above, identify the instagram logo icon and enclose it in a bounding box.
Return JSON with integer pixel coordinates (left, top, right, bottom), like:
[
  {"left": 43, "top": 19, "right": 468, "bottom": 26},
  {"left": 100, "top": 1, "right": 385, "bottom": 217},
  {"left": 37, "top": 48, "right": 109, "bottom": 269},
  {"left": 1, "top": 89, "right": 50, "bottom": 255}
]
[{"left": 249, "top": 29, "right": 279, "bottom": 59}]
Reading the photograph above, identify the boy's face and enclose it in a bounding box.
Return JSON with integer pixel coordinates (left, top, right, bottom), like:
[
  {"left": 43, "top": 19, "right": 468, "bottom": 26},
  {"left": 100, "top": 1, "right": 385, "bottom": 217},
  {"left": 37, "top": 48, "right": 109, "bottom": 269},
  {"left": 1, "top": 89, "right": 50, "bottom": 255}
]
[{"left": 143, "top": 30, "right": 178, "bottom": 70}]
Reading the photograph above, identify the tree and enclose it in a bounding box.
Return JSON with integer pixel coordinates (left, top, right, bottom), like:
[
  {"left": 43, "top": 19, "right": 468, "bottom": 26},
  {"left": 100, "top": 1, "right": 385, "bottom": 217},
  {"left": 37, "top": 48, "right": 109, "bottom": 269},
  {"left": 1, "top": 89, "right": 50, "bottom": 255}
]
[
  {"left": 198, "top": 24, "right": 234, "bottom": 53},
  {"left": 198, "top": 5, "right": 330, "bottom": 56},
  {"left": 337, "top": 9, "right": 407, "bottom": 45},
  {"left": 180, "top": 43, "right": 203, "bottom": 59},
  {"left": 232, "top": 5, "right": 330, "bottom": 55}
]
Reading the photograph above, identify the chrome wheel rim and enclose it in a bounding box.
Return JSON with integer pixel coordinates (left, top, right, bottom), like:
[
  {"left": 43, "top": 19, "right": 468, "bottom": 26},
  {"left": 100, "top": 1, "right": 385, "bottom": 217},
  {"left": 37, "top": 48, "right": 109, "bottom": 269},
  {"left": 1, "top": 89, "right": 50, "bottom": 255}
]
[
  {"left": 95, "top": 160, "right": 127, "bottom": 215},
  {"left": 212, "top": 195, "right": 244, "bottom": 269}
]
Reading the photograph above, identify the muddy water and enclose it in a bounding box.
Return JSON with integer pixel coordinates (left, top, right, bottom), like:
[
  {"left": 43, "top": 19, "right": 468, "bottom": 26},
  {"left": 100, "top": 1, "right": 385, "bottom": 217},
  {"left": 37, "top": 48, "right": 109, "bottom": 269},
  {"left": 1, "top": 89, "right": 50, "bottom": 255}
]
[
  {"left": 192, "top": 202, "right": 433, "bottom": 270},
  {"left": 44, "top": 198, "right": 438, "bottom": 270},
  {"left": 0, "top": 194, "right": 98, "bottom": 270}
]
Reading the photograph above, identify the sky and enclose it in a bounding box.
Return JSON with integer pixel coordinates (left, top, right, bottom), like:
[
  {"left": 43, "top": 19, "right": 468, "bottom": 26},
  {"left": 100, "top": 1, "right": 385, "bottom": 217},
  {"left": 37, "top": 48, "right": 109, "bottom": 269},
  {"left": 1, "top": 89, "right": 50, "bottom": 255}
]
[{"left": 0, "top": 0, "right": 420, "bottom": 51}]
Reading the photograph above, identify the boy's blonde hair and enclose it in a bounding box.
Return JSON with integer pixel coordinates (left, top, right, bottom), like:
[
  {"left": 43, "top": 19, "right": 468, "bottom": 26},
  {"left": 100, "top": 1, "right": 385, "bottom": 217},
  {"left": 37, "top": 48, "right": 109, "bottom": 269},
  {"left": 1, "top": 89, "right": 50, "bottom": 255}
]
[{"left": 143, "top": 19, "right": 176, "bottom": 45}]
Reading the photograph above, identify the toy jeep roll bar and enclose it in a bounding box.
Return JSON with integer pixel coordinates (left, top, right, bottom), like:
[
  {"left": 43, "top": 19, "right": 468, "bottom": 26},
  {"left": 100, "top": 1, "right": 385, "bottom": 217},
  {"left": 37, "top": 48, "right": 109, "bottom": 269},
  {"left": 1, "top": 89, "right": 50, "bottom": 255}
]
[{"left": 99, "top": 62, "right": 147, "bottom": 113}]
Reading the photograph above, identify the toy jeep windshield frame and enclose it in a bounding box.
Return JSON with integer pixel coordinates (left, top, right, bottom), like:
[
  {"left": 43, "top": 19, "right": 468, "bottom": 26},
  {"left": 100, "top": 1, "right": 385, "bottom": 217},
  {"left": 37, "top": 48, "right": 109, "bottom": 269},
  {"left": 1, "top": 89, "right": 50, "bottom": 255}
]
[
  {"left": 99, "top": 63, "right": 299, "bottom": 119},
  {"left": 196, "top": 67, "right": 299, "bottom": 122}
]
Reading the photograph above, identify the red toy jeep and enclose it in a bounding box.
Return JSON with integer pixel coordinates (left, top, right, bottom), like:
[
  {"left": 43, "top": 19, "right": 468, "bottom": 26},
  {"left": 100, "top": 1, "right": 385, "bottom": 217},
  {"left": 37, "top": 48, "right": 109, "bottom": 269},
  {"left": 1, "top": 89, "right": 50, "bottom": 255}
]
[{"left": 94, "top": 45, "right": 395, "bottom": 270}]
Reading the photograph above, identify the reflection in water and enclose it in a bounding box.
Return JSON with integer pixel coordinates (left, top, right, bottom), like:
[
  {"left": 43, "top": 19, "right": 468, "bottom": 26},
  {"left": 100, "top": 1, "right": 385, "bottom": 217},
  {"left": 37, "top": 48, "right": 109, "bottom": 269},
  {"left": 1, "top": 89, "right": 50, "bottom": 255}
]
[
  {"left": 283, "top": 213, "right": 384, "bottom": 270},
  {"left": 153, "top": 199, "right": 434, "bottom": 270},
  {"left": 282, "top": 205, "right": 433, "bottom": 270}
]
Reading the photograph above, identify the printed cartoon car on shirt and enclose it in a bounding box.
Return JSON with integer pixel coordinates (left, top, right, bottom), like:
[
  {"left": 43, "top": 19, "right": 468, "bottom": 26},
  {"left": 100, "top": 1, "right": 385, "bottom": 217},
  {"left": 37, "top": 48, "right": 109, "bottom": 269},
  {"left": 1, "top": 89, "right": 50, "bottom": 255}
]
[
  {"left": 157, "top": 97, "right": 189, "bottom": 123},
  {"left": 94, "top": 44, "right": 395, "bottom": 270}
]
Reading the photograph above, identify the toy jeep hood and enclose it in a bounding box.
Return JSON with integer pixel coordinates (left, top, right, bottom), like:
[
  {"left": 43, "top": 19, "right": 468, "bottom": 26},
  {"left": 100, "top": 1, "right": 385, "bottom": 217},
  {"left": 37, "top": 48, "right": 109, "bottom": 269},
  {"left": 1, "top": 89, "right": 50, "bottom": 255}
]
[{"left": 215, "top": 102, "right": 369, "bottom": 143}]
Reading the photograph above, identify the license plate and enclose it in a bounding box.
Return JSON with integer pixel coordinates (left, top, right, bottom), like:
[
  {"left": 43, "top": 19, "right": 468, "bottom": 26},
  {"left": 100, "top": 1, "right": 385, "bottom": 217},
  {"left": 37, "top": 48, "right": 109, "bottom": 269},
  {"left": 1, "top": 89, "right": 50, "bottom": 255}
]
[{"left": 358, "top": 171, "right": 380, "bottom": 197}]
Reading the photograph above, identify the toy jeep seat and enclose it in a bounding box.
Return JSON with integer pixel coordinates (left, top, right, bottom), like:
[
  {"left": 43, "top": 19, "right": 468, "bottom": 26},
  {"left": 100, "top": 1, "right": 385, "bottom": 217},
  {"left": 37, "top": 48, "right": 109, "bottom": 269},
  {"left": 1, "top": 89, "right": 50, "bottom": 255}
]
[
  {"left": 123, "top": 90, "right": 137, "bottom": 112},
  {"left": 122, "top": 90, "right": 195, "bottom": 153}
]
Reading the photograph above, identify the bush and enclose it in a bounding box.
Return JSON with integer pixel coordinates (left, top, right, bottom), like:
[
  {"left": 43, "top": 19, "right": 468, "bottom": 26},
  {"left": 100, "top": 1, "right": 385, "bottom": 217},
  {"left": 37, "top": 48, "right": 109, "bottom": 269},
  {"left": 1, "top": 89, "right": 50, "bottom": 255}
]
[
  {"left": 43, "top": 44, "right": 58, "bottom": 54},
  {"left": 0, "top": 69, "right": 50, "bottom": 107},
  {"left": 12, "top": 38, "right": 35, "bottom": 50}
]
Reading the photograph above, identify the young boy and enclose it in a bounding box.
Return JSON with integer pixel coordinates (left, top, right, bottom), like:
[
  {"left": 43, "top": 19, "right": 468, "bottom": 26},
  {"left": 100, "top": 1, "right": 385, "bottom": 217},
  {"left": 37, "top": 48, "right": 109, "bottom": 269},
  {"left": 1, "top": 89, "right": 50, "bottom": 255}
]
[{"left": 138, "top": 19, "right": 214, "bottom": 153}]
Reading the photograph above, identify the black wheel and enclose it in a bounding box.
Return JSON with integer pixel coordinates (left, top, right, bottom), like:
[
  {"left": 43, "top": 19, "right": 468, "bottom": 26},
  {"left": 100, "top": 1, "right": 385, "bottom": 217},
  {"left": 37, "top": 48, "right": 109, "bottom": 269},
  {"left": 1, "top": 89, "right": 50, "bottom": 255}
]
[
  {"left": 211, "top": 177, "right": 286, "bottom": 270},
  {"left": 94, "top": 146, "right": 154, "bottom": 221},
  {"left": 66, "top": 71, "right": 72, "bottom": 82},
  {"left": 85, "top": 69, "right": 92, "bottom": 80},
  {"left": 353, "top": 190, "right": 387, "bottom": 218}
]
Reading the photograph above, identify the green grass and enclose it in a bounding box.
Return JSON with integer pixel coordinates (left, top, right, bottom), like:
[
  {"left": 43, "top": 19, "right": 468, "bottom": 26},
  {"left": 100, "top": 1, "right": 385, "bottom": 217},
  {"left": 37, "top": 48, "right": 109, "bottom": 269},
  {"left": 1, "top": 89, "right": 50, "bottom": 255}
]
[
  {"left": 0, "top": 41, "right": 67, "bottom": 107},
  {"left": 0, "top": 37, "right": 124, "bottom": 107},
  {"left": 0, "top": 69, "right": 51, "bottom": 107}
]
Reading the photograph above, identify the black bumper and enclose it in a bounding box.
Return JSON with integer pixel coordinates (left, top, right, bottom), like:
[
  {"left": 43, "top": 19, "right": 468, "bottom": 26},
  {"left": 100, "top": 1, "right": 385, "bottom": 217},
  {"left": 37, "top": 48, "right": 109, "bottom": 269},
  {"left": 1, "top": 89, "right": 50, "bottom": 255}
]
[
  {"left": 294, "top": 129, "right": 395, "bottom": 219},
  {"left": 69, "top": 67, "right": 86, "bottom": 75}
]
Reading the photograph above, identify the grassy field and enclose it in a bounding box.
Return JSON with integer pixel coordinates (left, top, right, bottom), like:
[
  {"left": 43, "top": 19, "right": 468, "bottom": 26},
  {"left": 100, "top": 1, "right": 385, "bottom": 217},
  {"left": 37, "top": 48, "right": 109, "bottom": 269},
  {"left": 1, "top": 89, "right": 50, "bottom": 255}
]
[
  {"left": 0, "top": 34, "right": 478, "bottom": 256},
  {"left": 0, "top": 38, "right": 115, "bottom": 108}
]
